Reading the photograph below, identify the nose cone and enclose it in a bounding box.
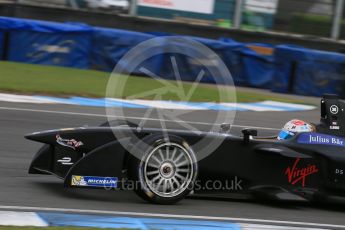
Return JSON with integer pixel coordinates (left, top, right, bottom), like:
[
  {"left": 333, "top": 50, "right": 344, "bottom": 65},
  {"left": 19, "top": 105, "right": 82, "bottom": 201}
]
[{"left": 25, "top": 129, "right": 59, "bottom": 143}]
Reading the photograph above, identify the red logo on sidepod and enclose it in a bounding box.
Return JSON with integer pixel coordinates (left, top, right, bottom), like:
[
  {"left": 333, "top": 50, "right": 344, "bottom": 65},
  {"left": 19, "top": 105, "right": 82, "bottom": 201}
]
[{"left": 285, "top": 158, "right": 319, "bottom": 187}]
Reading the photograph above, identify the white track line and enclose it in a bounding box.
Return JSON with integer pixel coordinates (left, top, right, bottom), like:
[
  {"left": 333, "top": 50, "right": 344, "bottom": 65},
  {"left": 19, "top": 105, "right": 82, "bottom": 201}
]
[
  {"left": 240, "top": 223, "right": 328, "bottom": 230},
  {"left": 0, "top": 106, "right": 280, "bottom": 130},
  {"left": 0, "top": 205, "right": 342, "bottom": 229},
  {"left": 0, "top": 211, "right": 48, "bottom": 226}
]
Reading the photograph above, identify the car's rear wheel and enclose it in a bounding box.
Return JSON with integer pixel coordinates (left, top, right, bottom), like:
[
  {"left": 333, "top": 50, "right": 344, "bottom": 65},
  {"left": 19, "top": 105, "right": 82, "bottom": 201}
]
[{"left": 128, "top": 134, "right": 198, "bottom": 204}]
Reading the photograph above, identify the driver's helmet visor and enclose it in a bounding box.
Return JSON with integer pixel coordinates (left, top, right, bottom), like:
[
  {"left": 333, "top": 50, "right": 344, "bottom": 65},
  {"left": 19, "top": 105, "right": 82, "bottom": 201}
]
[{"left": 278, "top": 130, "right": 295, "bottom": 140}]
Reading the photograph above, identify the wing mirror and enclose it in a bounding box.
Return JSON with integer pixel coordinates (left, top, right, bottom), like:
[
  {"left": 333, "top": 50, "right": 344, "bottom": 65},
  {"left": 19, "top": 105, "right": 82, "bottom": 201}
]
[
  {"left": 242, "top": 128, "right": 258, "bottom": 144},
  {"left": 220, "top": 123, "right": 231, "bottom": 132}
]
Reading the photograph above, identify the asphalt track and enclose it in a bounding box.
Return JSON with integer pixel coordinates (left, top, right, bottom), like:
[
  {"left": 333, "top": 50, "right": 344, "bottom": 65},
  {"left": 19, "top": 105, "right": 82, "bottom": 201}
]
[{"left": 2, "top": 100, "right": 345, "bottom": 228}]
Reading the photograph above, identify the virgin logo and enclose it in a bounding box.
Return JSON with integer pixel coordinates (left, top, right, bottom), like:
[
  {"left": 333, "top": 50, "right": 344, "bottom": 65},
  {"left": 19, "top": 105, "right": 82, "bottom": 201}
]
[{"left": 285, "top": 158, "right": 319, "bottom": 187}]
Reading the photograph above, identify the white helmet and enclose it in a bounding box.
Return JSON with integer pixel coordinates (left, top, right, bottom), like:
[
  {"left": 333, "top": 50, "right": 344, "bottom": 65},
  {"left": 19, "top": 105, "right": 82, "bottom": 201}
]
[{"left": 278, "top": 119, "right": 315, "bottom": 140}]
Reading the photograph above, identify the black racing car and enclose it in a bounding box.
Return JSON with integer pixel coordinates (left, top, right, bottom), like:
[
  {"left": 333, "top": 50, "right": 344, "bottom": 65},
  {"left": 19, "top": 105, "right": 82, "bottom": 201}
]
[{"left": 26, "top": 94, "right": 345, "bottom": 204}]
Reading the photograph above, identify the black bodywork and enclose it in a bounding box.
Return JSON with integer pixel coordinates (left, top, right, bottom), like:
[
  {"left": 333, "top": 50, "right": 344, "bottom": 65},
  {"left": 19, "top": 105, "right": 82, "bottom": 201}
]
[{"left": 26, "top": 95, "right": 345, "bottom": 202}]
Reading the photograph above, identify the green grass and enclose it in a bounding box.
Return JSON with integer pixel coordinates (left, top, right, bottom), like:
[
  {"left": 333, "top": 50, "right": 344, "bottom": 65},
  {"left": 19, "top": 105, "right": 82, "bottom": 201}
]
[{"left": 0, "top": 61, "right": 303, "bottom": 103}]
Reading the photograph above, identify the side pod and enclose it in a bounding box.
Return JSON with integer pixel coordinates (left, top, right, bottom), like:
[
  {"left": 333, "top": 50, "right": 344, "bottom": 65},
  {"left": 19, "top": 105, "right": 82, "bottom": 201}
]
[
  {"left": 64, "top": 138, "right": 131, "bottom": 188},
  {"left": 254, "top": 144, "right": 312, "bottom": 159}
]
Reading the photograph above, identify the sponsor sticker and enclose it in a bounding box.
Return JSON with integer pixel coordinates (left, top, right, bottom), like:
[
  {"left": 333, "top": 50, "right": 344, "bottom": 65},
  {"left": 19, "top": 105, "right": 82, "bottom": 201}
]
[
  {"left": 57, "top": 157, "right": 73, "bottom": 165},
  {"left": 335, "top": 169, "right": 344, "bottom": 175},
  {"left": 56, "top": 135, "right": 84, "bottom": 150},
  {"left": 285, "top": 158, "right": 319, "bottom": 187},
  {"left": 71, "top": 175, "right": 118, "bottom": 188},
  {"left": 297, "top": 133, "right": 345, "bottom": 147},
  {"left": 330, "top": 105, "right": 339, "bottom": 115},
  {"left": 330, "top": 121, "right": 340, "bottom": 129}
]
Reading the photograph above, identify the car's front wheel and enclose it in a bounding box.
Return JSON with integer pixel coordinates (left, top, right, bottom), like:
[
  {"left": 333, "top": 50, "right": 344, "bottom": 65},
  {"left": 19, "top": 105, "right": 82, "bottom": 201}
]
[{"left": 128, "top": 134, "right": 198, "bottom": 204}]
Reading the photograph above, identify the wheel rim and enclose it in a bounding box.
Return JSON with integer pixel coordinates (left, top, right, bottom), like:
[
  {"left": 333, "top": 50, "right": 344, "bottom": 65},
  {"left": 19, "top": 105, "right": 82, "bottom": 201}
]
[{"left": 143, "top": 142, "right": 195, "bottom": 198}]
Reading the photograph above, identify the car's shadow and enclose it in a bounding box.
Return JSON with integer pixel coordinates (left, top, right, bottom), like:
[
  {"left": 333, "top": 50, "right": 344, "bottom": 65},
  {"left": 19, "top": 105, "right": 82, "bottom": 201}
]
[
  {"left": 31, "top": 180, "right": 345, "bottom": 212},
  {"left": 32, "top": 181, "right": 146, "bottom": 204},
  {"left": 190, "top": 193, "right": 345, "bottom": 212}
]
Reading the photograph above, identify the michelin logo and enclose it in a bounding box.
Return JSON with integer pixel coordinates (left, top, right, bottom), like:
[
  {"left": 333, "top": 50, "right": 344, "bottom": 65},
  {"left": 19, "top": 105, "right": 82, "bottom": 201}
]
[{"left": 71, "top": 175, "right": 117, "bottom": 188}]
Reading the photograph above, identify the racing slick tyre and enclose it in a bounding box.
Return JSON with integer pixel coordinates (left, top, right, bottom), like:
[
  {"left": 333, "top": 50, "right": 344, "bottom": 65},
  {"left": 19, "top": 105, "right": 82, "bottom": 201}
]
[
  {"left": 100, "top": 120, "right": 137, "bottom": 128},
  {"left": 127, "top": 134, "right": 198, "bottom": 204}
]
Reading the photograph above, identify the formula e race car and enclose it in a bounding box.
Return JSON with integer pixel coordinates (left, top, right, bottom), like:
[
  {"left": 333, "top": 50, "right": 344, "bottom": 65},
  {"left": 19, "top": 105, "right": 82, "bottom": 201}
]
[{"left": 26, "top": 95, "right": 345, "bottom": 204}]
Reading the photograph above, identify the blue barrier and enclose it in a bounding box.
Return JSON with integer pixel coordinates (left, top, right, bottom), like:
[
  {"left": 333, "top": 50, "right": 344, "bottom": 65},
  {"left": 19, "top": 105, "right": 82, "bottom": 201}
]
[
  {"left": 91, "top": 27, "right": 154, "bottom": 72},
  {"left": 220, "top": 39, "right": 275, "bottom": 88},
  {"left": 240, "top": 43, "right": 274, "bottom": 89},
  {"left": 0, "top": 17, "right": 92, "bottom": 68},
  {"left": 1, "top": 16, "right": 345, "bottom": 97},
  {"left": 273, "top": 45, "right": 345, "bottom": 97},
  {"left": 95, "top": 34, "right": 248, "bottom": 85},
  {"left": 125, "top": 36, "right": 247, "bottom": 85},
  {"left": 240, "top": 48, "right": 274, "bottom": 88},
  {"left": 200, "top": 37, "right": 244, "bottom": 84},
  {"left": 143, "top": 36, "right": 246, "bottom": 84},
  {"left": 0, "top": 16, "right": 276, "bottom": 89}
]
